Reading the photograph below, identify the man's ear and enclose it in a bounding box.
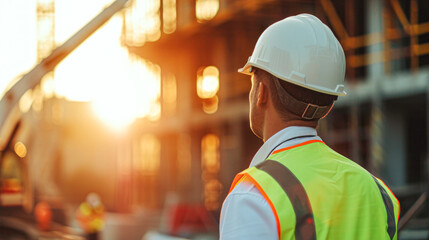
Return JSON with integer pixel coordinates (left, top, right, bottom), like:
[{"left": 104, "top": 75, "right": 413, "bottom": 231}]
[{"left": 257, "top": 81, "right": 268, "bottom": 107}]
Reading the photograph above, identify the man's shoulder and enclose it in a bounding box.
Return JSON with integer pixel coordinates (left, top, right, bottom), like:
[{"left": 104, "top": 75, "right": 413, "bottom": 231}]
[{"left": 228, "top": 176, "right": 262, "bottom": 196}]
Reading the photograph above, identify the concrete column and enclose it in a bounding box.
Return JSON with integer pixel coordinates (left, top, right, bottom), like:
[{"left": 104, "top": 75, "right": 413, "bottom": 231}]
[
  {"left": 383, "top": 107, "right": 406, "bottom": 187},
  {"left": 367, "top": 0, "right": 386, "bottom": 176},
  {"left": 366, "top": 0, "right": 384, "bottom": 78}
]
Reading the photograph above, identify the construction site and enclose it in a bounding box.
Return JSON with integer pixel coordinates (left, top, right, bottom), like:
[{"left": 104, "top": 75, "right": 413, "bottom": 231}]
[{"left": 0, "top": 0, "right": 429, "bottom": 239}]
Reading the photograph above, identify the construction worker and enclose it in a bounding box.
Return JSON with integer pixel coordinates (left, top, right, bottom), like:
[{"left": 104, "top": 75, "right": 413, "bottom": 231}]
[
  {"left": 34, "top": 201, "right": 52, "bottom": 231},
  {"left": 220, "top": 14, "right": 400, "bottom": 239},
  {"left": 76, "top": 192, "right": 105, "bottom": 240}
]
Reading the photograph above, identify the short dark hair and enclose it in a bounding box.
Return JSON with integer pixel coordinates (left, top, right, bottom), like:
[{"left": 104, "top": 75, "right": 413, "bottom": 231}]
[{"left": 255, "top": 68, "right": 337, "bottom": 120}]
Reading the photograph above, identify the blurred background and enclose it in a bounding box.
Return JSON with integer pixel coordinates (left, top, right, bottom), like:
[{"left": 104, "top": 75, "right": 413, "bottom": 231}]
[{"left": 0, "top": 0, "right": 428, "bottom": 239}]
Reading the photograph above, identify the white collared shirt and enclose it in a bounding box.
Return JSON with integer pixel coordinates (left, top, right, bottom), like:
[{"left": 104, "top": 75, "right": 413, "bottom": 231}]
[{"left": 219, "top": 126, "right": 321, "bottom": 240}]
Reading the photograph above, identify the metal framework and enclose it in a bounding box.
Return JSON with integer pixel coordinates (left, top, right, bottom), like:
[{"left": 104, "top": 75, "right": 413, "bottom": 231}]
[
  {"left": 36, "top": 0, "right": 55, "bottom": 62},
  {"left": 320, "top": 0, "right": 429, "bottom": 70}
]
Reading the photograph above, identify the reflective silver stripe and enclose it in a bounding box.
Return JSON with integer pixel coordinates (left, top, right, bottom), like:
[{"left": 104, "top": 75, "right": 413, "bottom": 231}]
[
  {"left": 372, "top": 176, "right": 396, "bottom": 239},
  {"left": 256, "top": 160, "right": 316, "bottom": 240}
]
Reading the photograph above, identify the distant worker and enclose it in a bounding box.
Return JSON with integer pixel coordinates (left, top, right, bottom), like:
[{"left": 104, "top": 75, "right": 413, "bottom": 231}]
[
  {"left": 220, "top": 14, "right": 400, "bottom": 239},
  {"left": 35, "top": 201, "right": 52, "bottom": 231},
  {"left": 76, "top": 192, "right": 105, "bottom": 240}
]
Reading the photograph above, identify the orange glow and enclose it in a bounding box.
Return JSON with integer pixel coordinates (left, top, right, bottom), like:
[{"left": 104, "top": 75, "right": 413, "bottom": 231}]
[
  {"left": 202, "top": 96, "right": 218, "bottom": 114},
  {"left": 197, "top": 66, "right": 219, "bottom": 114},
  {"left": 124, "top": 0, "right": 161, "bottom": 46},
  {"left": 195, "top": 0, "right": 219, "bottom": 23},
  {"left": 197, "top": 66, "right": 219, "bottom": 99},
  {"left": 163, "top": 0, "right": 176, "bottom": 34},
  {"left": 14, "top": 142, "right": 27, "bottom": 158}
]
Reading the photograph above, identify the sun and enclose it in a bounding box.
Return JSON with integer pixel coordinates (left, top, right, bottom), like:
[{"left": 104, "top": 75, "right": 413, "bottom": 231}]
[
  {"left": 52, "top": 1, "right": 161, "bottom": 131},
  {"left": 91, "top": 95, "right": 136, "bottom": 131}
]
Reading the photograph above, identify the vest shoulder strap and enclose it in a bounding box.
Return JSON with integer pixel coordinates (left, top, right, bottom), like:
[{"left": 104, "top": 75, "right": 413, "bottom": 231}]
[
  {"left": 255, "top": 159, "right": 316, "bottom": 240},
  {"left": 372, "top": 176, "right": 399, "bottom": 240}
]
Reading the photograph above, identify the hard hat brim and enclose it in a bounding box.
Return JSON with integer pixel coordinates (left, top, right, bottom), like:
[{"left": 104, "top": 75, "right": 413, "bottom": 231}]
[
  {"left": 237, "top": 60, "right": 347, "bottom": 96},
  {"left": 238, "top": 62, "right": 252, "bottom": 75}
]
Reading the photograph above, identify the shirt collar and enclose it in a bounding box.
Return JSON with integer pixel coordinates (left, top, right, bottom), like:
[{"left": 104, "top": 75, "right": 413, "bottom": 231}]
[{"left": 249, "top": 126, "right": 318, "bottom": 167}]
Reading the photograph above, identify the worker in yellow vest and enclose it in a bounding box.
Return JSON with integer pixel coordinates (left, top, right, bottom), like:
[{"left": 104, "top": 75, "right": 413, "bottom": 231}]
[
  {"left": 76, "top": 193, "right": 105, "bottom": 240},
  {"left": 220, "top": 14, "right": 400, "bottom": 239}
]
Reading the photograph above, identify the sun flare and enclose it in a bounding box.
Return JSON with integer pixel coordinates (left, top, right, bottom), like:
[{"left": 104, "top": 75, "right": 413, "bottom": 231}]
[
  {"left": 52, "top": 0, "right": 161, "bottom": 130},
  {"left": 0, "top": 0, "right": 163, "bottom": 131}
]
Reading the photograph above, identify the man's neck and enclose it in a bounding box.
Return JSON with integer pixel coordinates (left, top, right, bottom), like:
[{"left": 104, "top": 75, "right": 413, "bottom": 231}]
[{"left": 262, "top": 111, "right": 317, "bottom": 142}]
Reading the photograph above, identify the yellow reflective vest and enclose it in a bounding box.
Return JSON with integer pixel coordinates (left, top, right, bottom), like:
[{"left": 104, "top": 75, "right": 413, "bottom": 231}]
[{"left": 230, "top": 140, "right": 400, "bottom": 240}]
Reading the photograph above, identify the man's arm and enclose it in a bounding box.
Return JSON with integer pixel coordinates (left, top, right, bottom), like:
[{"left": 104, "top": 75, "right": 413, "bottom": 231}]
[{"left": 220, "top": 181, "right": 278, "bottom": 240}]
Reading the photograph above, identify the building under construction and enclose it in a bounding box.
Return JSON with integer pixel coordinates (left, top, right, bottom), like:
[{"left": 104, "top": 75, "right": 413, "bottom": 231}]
[{"left": 1, "top": 0, "right": 429, "bottom": 239}]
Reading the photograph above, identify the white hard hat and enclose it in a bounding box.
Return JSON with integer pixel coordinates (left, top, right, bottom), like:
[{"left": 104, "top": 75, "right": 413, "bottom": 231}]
[{"left": 239, "top": 14, "right": 346, "bottom": 96}]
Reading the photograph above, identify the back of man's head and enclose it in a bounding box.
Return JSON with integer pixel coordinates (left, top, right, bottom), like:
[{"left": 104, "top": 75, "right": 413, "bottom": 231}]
[
  {"left": 255, "top": 68, "right": 337, "bottom": 122},
  {"left": 239, "top": 14, "right": 346, "bottom": 121}
]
